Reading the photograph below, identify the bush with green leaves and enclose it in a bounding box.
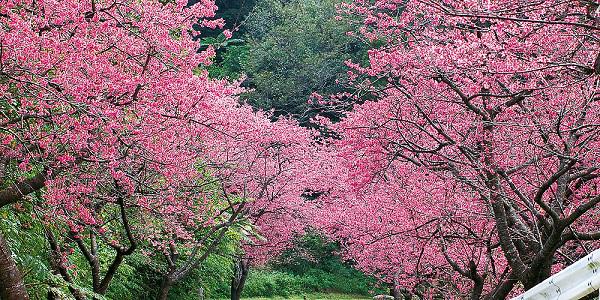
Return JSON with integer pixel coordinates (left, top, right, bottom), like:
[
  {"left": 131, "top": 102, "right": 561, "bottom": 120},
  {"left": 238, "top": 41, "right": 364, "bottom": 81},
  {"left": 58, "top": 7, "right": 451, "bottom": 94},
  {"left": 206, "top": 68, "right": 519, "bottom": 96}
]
[
  {"left": 242, "top": 269, "right": 301, "bottom": 298},
  {"left": 240, "top": 232, "right": 383, "bottom": 298}
]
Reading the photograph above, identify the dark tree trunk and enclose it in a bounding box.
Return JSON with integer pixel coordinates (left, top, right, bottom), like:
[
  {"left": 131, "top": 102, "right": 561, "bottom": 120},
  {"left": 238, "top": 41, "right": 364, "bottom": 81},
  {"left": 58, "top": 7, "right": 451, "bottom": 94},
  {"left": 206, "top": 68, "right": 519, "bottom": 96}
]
[
  {"left": 390, "top": 285, "right": 402, "bottom": 300},
  {"left": 157, "top": 277, "right": 174, "bottom": 300},
  {"left": 0, "top": 231, "right": 29, "bottom": 300},
  {"left": 46, "top": 289, "right": 59, "bottom": 300},
  {"left": 230, "top": 258, "right": 249, "bottom": 300},
  {"left": 45, "top": 228, "right": 87, "bottom": 300},
  {"left": 0, "top": 172, "right": 46, "bottom": 209},
  {"left": 484, "top": 274, "right": 517, "bottom": 300},
  {"left": 522, "top": 257, "right": 553, "bottom": 290},
  {"left": 95, "top": 252, "right": 126, "bottom": 295}
]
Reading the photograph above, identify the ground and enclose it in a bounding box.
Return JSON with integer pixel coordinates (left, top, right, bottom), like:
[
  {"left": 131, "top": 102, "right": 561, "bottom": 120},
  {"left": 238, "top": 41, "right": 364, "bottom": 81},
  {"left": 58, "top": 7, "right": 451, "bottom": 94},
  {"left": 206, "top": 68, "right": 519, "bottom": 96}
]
[{"left": 220, "top": 293, "right": 371, "bottom": 300}]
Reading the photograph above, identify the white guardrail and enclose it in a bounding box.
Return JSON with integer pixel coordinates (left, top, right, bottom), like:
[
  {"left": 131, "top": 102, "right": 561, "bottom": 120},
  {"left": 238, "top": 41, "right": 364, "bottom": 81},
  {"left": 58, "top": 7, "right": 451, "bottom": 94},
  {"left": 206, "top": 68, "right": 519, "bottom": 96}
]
[{"left": 512, "top": 249, "right": 600, "bottom": 300}]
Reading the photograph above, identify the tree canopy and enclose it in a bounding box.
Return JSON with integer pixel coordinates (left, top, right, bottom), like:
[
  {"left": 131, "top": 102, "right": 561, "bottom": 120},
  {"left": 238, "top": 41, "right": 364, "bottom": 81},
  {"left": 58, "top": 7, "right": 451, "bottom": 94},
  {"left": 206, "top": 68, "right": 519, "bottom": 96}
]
[{"left": 1, "top": 0, "right": 600, "bottom": 299}]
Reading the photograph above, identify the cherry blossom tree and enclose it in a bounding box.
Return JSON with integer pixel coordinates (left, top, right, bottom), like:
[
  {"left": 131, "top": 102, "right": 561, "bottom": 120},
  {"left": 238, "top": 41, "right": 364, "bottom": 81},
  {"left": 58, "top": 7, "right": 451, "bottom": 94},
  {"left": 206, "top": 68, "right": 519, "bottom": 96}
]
[
  {"left": 153, "top": 113, "right": 322, "bottom": 299},
  {"left": 0, "top": 0, "right": 245, "bottom": 298},
  {"left": 0, "top": 0, "right": 327, "bottom": 298},
  {"left": 227, "top": 122, "right": 328, "bottom": 300},
  {"left": 6, "top": 0, "right": 600, "bottom": 299},
  {"left": 320, "top": 0, "right": 600, "bottom": 298}
]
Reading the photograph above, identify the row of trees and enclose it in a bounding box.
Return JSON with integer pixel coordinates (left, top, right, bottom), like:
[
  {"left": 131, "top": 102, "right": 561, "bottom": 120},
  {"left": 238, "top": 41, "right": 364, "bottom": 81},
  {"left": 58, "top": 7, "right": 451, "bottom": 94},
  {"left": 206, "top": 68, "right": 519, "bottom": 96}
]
[
  {"left": 0, "top": 0, "right": 328, "bottom": 299},
  {"left": 315, "top": 0, "right": 600, "bottom": 298},
  {"left": 3, "top": 0, "right": 600, "bottom": 299}
]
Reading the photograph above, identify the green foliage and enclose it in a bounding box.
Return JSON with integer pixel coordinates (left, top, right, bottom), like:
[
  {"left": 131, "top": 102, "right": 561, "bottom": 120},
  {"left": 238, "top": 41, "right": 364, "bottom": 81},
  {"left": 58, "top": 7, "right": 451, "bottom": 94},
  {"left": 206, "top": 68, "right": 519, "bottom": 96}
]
[
  {"left": 208, "top": 45, "right": 250, "bottom": 80},
  {"left": 1, "top": 204, "right": 53, "bottom": 299},
  {"left": 4, "top": 216, "right": 378, "bottom": 299},
  {"left": 236, "top": 292, "right": 371, "bottom": 300},
  {"left": 275, "top": 232, "right": 380, "bottom": 294},
  {"left": 166, "top": 253, "right": 234, "bottom": 300},
  {"left": 103, "top": 253, "right": 157, "bottom": 300},
  {"left": 241, "top": 0, "right": 366, "bottom": 123},
  {"left": 100, "top": 226, "right": 242, "bottom": 300},
  {"left": 242, "top": 232, "right": 382, "bottom": 298},
  {"left": 205, "top": 0, "right": 368, "bottom": 125},
  {"left": 242, "top": 269, "right": 301, "bottom": 297},
  {"left": 76, "top": 234, "right": 239, "bottom": 300},
  {"left": 167, "top": 232, "right": 240, "bottom": 299},
  {"left": 241, "top": 265, "right": 377, "bottom": 298}
]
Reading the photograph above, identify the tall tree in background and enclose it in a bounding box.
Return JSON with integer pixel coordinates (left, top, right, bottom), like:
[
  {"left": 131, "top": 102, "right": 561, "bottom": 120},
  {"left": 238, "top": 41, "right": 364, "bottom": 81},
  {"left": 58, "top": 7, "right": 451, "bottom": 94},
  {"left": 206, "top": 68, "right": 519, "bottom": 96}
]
[
  {"left": 209, "top": 0, "right": 369, "bottom": 126},
  {"left": 243, "top": 0, "right": 367, "bottom": 124}
]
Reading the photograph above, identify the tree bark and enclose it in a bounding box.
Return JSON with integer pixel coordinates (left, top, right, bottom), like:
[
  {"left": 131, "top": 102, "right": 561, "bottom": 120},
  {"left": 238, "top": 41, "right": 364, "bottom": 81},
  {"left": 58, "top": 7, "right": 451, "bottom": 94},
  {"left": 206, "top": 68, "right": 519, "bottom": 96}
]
[
  {"left": 0, "top": 172, "right": 46, "bottom": 209},
  {"left": 157, "top": 277, "right": 173, "bottom": 300},
  {"left": 468, "top": 261, "right": 484, "bottom": 300},
  {"left": 0, "top": 172, "right": 45, "bottom": 299},
  {"left": 230, "top": 258, "right": 249, "bottom": 300},
  {"left": 0, "top": 231, "right": 29, "bottom": 300},
  {"left": 390, "top": 286, "right": 402, "bottom": 300},
  {"left": 45, "top": 228, "right": 86, "bottom": 300},
  {"left": 484, "top": 273, "right": 517, "bottom": 300}
]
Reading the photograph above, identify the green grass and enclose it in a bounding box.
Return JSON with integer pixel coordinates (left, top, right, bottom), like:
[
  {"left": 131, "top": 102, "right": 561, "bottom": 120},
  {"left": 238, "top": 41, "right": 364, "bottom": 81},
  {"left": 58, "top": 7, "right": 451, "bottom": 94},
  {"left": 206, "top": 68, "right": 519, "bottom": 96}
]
[{"left": 218, "top": 292, "right": 371, "bottom": 300}]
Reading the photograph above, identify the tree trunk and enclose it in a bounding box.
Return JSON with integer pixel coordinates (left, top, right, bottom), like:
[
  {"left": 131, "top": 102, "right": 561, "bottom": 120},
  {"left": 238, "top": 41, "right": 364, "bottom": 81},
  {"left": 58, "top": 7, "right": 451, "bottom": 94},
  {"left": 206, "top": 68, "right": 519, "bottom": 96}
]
[
  {"left": 157, "top": 277, "right": 174, "bottom": 300},
  {"left": 390, "top": 285, "right": 401, "bottom": 300},
  {"left": 484, "top": 274, "right": 517, "bottom": 300},
  {"left": 230, "top": 258, "right": 249, "bottom": 300},
  {"left": 0, "top": 231, "right": 29, "bottom": 300}
]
